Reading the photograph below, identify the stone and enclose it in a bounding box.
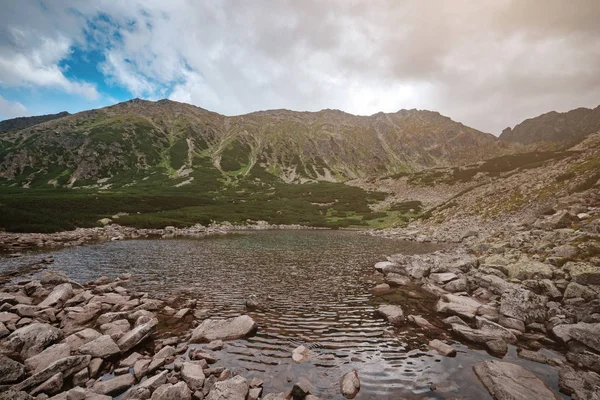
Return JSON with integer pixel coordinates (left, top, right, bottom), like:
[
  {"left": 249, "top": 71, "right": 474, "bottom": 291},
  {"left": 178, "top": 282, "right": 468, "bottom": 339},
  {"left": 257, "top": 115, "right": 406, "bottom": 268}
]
[
  {"left": 72, "top": 367, "right": 89, "bottom": 387},
  {"left": 564, "top": 261, "right": 600, "bottom": 285},
  {"left": 181, "top": 362, "right": 205, "bottom": 391},
  {"left": 99, "top": 319, "right": 131, "bottom": 341},
  {"left": 190, "top": 316, "right": 256, "bottom": 342},
  {"left": 31, "top": 372, "right": 63, "bottom": 396},
  {"left": 375, "top": 304, "right": 405, "bottom": 326},
  {"left": 134, "top": 358, "right": 151, "bottom": 380},
  {"left": 96, "top": 311, "right": 130, "bottom": 326},
  {"left": 0, "top": 354, "right": 26, "bottom": 384},
  {"left": 558, "top": 365, "right": 600, "bottom": 400},
  {"left": 119, "top": 352, "right": 142, "bottom": 368},
  {"left": 292, "top": 345, "right": 310, "bottom": 363},
  {"left": 444, "top": 277, "right": 468, "bottom": 292},
  {"left": 78, "top": 335, "right": 120, "bottom": 358},
  {"left": 428, "top": 339, "right": 456, "bottom": 356},
  {"left": 291, "top": 378, "right": 314, "bottom": 400},
  {"left": 0, "top": 390, "right": 34, "bottom": 400},
  {"left": 117, "top": 318, "right": 158, "bottom": 352},
  {"left": 205, "top": 375, "right": 248, "bottom": 400},
  {"left": 13, "top": 355, "right": 91, "bottom": 391},
  {"left": 371, "top": 283, "right": 391, "bottom": 294},
  {"left": 40, "top": 271, "right": 72, "bottom": 286},
  {"left": 154, "top": 345, "right": 176, "bottom": 360},
  {"left": 563, "top": 282, "right": 598, "bottom": 301},
  {"left": 138, "top": 370, "right": 168, "bottom": 392},
  {"left": 374, "top": 261, "right": 397, "bottom": 274},
  {"left": 505, "top": 260, "right": 553, "bottom": 281},
  {"left": 566, "top": 350, "right": 600, "bottom": 373},
  {"left": 385, "top": 273, "right": 411, "bottom": 286},
  {"left": 473, "top": 361, "right": 562, "bottom": 400},
  {"left": 2, "top": 323, "right": 63, "bottom": 359},
  {"left": 535, "top": 210, "right": 576, "bottom": 230},
  {"left": 93, "top": 373, "right": 135, "bottom": 396},
  {"left": 204, "top": 340, "right": 224, "bottom": 351},
  {"left": 569, "top": 323, "right": 600, "bottom": 352},
  {"left": 430, "top": 272, "right": 458, "bottom": 285},
  {"left": 38, "top": 284, "right": 74, "bottom": 308},
  {"left": 436, "top": 294, "right": 481, "bottom": 320},
  {"left": 0, "top": 321, "right": 9, "bottom": 338},
  {"left": 339, "top": 370, "right": 360, "bottom": 399},
  {"left": 189, "top": 349, "right": 217, "bottom": 363},
  {"left": 64, "top": 328, "right": 102, "bottom": 351},
  {"left": 498, "top": 316, "right": 525, "bottom": 333},
  {"left": 89, "top": 357, "right": 103, "bottom": 378},
  {"left": 518, "top": 349, "right": 548, "bottom": 364},
  {"left": 151, "top": 382, "right": 192, "bottom": 400},
  {"left": 499, "top": 287, "right": 547, "bottom": 324},
  {"left": 25, "top": 343, "right": 71, "bottom": 373},
  {"left": 485, "top": 339, "right": 508, "bottom": 356},
  {"left": 248, "top": 387, "right": 262, "bottom": 400},
  {"left": 407, "top": 315, "right": 436, "bottom": 330}
]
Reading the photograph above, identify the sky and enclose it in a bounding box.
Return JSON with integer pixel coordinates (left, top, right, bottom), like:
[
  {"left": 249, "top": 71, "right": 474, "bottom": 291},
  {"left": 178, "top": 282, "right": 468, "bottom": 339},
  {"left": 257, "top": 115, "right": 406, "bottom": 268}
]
[{"left": 0, "top": 1, "right": 599, "bottom": 134}]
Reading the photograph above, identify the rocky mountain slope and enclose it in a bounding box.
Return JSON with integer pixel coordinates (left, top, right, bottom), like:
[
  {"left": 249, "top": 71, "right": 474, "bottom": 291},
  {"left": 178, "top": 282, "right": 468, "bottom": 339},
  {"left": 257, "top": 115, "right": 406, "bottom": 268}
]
[
  {"left": 499, "top": 105, "right": 600, "bottom": 146},
  {"left": 0, "top": 111, "right": 69, "bottom": 134},
  {"left": 0, "top": 99, "right": 510, "bottom": 189}
]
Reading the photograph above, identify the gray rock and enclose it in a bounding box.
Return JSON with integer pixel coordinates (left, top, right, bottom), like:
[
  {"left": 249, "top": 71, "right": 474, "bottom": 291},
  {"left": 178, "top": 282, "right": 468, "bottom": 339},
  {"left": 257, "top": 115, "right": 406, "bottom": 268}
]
[
  {"left": 79, "top": 335, "right": 120, "bottom": 358},
  {"left": 563, "top": 282, "right": 598, "bottom": 301},
  {"left": 0, "top": 354, "right": 25, "bottom": 384},
  {"left": 2, "top": 323, "right": 63, "bottom": 359},
  {"left": 99, "top": 319, "right": 131, "bottom": 341},
  {"left": 375, "top": 305, "right": 405, "bottom": 326},
  {"left": 505, "top": 260, "right": 554, "bottom": 281},
  {"left": 499, "top": 287, "right": 547, "bottom": 324},
  {"left": 0, "top": 390, "right": 33, "bottom": 400},
  {"left": 407, "top": 315, "right": 436, "bottom": 330},
  {"left": 564, "top": 261, "right": 600, "bottom": 285},
  {"left": 93, "top": 373, "right": 135, "bottom": 396},
  {"left": 498, "top": 316, "right": 525, "bottom": 333},
  {"left": 133, "top": 358, "right": 151, "bottom": 380},
  {"left": 558, "top": 365, "right": 600, "bottom": 400},
  {"left": 444, "top": 277, "right": 468, "bottom": 292},
  {"left": 435, "top": 294, "right": 481, "bottom": 320},
  {"left": 0, "top": 321, "right": 9, "bottom": 338},
  {"left": 518, "top": 349, "right": 548, "bottom": 364},
  {"left": 291, "top": 377, "right": 314, "bottom": 400},
  {"left": 291, "top": 345, "right": 310, "bottom": 363},
  {"left": 385, "top": 273, "right": 411, "bottom": 286},
  {"left": 339, "top": 370, "right": 360, "bottom": 399},
  {"left": 204, "top": 340, "right": 224, "bottom": 351},
  {"left": 181, "top": 362, "right": 205, "bottom": 391},
  {"left": 151, "top": 382, "right": 192, "bottom": 400},
  {"left": 190, "top": 316, "right": 256, "bottom": 342},
  {"left": 430, "top": 272, "right": 458, "bottom": 285},
  {"left": 31, "top": 372, "right": 63, "bottom": 396},
  {"left": 566, "top": 350, "right": 600, "bottom": 373},
  {"left": 25, "top": 343, "right": 71, "bottom": 373},
  {"left": 569, "top": 323, "right": 600, "bottom": 352},
  {"left": 428, "top": 339, "right": 456, "bottom": 357},
  {"left": 371, "top": 283, "right": 391, "bottom": 294},
  {"left": 205, "top": 375, "right": 248, "bottom": 400},
  {"left": 38, "top": 283, "right": 74, "bottom": 308},
  {"left": 64, "top": 328, "right": 102, "bottom": 351},
  {"left": 374, "top": 261, "right": 398, "bottom": 274},
  {"left": 485, "top": 339, "right": 507, "bottom": 356},
  {"left": 72, "top": 367, "right": 88, "bottom": 387},
  {"left": 13, "top": 355, "right": 91, "bottom": 391},
  {"left": 117, "top": 318, "right": 158, "bottom": 352},
  {"left": 473, "top": 360, "right": 562, "bottom": 400}
]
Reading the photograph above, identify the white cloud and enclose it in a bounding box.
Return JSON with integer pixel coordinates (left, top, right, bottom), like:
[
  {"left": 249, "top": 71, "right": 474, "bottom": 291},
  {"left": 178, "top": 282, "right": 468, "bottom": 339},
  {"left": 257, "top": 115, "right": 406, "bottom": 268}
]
[{"left": 0, "top": 95, "right": 28, "bottom": 120}]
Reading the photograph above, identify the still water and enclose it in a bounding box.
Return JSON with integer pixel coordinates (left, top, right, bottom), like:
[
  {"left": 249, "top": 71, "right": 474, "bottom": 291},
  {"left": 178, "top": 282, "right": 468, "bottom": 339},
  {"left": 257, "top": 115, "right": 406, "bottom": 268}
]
[{"left": 0, "top": 230, "right": 565, "bottom": 399}]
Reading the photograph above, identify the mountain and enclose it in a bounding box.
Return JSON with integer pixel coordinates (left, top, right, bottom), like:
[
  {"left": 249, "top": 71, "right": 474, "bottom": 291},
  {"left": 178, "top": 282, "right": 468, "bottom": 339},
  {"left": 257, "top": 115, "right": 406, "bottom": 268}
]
[
  {"left": 499, "top": 105, "right": 600, "bottom": 145},
  {"left": 0, "top": 111, "right": 69, "bottom": 133},
  {"left": 0, "top": 98, "right": 509, "bottom": 187}
]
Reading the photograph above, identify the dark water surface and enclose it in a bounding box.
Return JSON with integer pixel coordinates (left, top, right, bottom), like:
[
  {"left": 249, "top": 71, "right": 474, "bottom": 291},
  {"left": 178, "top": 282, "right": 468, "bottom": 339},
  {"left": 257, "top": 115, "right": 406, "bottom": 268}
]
[{"left": 0, "top": 230, "right": 566, "bottom": 399}]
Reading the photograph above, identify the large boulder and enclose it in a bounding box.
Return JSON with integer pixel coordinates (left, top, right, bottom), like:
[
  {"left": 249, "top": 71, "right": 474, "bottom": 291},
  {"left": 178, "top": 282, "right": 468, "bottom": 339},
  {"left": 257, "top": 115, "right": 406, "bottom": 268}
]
[
  {"left": 93, "top": 373, "right": 135, "bottom": 396},
  {"left": 13, "top": 355, "right": 91, "bottom": 391},
  {"left": 190, "top": 316, "right": 256, "bottom": 342},
  {"left": 499, "top": 287, "right": 547, "bottom": 324},
  {"left": 564, "top": 262, "right": 600, "bottom": 285},
  {"left": 38, "top": 283, "right": 74, "bottom": 308},
  {"left": 558, "top": 365, "right": 600, "bottom": 400},
  {"left": 151, "top": 381, "right": 192, "bottom": 400},
  {"left": 205, "top": 375, "right": 248, "bottom": 400},
  {"left": 375, "top": 305, "right": 405, "bottom": 326},
  {"left": 181, "top": 362, "right": 205, "bottom": 391},
  {"left": 473, "top": 361, "right": 562, "bottom": 400},
  {"left": 0, "top": 354, "right": 25, "bottom": 384},
  {"left": 79, "top": 334, "right": 121, "bottom": 358},
  {"left": 117, "top": 318, "right": 158, "bottom": 352},
  {"left": 1, "top": 323, "right": 63, "bottom": 359},
  {"left": 24, "top": 343, "right": 71, "bottom": 373}
]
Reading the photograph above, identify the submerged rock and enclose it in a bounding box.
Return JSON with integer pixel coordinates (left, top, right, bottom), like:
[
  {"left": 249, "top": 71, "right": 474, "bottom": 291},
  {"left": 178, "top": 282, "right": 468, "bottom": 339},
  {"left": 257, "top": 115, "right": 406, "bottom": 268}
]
[
  {"left": 340, "top": 370, "right": 360, "bottom": 399},
  {"left": 190, "top": 315, "right": 257, "bottom": 342},
  {"left": 473, "top": 360, "right": 561, "bottom": 400},
  {"left": 428, "top": 339, "right": 456, "bottom": 357},
  {"left": 376, "top": 304, "right": 405, "bottom": 326},
  {"left": 292, "top": 345, "right": 311, "bottom": 363}
]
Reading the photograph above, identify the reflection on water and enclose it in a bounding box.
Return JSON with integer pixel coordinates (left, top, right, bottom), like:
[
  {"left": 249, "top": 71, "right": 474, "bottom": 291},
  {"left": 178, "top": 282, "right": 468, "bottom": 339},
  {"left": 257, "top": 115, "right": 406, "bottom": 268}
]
[{"left": 0, "top": 231, "right": 566, "bottom": 399}]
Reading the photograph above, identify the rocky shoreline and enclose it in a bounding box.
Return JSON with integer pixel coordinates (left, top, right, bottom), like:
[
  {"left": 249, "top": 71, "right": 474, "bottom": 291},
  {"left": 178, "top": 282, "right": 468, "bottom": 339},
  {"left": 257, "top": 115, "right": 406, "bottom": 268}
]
[
  {"left": 0, "top": 222, "right": 324, "bottom": 255},
  {"left": 0, "top": 269, "right": 351, "bottom": 400}
]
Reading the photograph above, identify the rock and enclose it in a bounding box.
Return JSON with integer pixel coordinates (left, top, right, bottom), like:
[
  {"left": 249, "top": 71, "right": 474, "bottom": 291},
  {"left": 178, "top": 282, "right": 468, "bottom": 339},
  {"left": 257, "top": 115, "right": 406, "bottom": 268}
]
[
  {"left": 339, "top": 370, "right": 360, "bottom": 399},
  {"left": 0, "top": 390, "right": 33, "bottom": 400},
  {"left": 558, "top": 365, "right": 600, "bottom": 400},
  {"left": 133, "top": 358, "right": 151, "bottom": 380},
  {"left": 0, "top": 354, "right": 26, "bottom": 384},
  {"left": 245, "top": 295, "right": 260, "bottom": 310},
  {"left": 151, "top": 382, "right": 192, "bottom": 400},
  {"left": 436, "top": 294, "right": 481, "bottom": 320},
  {"left": 38, "top": 284, "right": 74, "bottom": 308},
  {"left": 505, "top": 260, "right": 553, "bottom": 281},
  {"left": 566, "top": 350, "right": 600, "bottom": 373},
  {"left": 97, "top": 311, "right": 130, "bottom": 326},
  {"left": 430, "top": 272, "right": 458, "bottom": 285},
  {"left": 428, "top": 339, "right": 456, "bottom": 356},
  {"left": 563, "top": 282, "right": 598, "bottom": 301},
  {"left": 407, "top": 315, "right": 436, "bottom": 330},
  {"left": 385, "top": 273, "right": 411, "bottom": 286},
  {"left": 499, "top": 287, "right": 547, "bottom": 324},
  {"left": 98, "top": 218, "right": 112, "bottom": 226},
  {"left": 40, "top": 271, "right": 72, "bottom": 286},
  {"left": 89, "top": 357, "right": 103, "bottom": 378},
  {"left": 498, "top": 316, "right": 525, "bottom": 333},
  {"left": 64, "top": 328, "right": 102, "bottom": 351},
  {"left": 154, "top": 345, "right": 177, "bottom": 360},
  {"left": 371, "top": 283, "right": 391, "bottom": 294},
  {"left": 25, "top": 343, "right": 71, "bottom": 373},
  {"left": 564, "top": 261, "right": 600, "bottom": 285},
  {"left": 93, "top": 373, "right": 135, "bottom": 396},
  {"left": 250, "top": 377, "right": 263, "bottom": 388},
  {"left": 474, "top": 361, "right": 561, "bottom": 400},
  {"left": 72, "top": 367, "right": 88, "bottom": 386},
  {"left": 205, "top": 375, "right": 248, "bottom": 400},
  {"left": 78, "top": 335, "right": 120, "bottom": 358},
  {"left": 190, "top": 316, "right": 256, "bottom": 342},
  {"left": 291, "top": 378, "right": 314, "bottom": 400},
  {"left": 569, "top": 323, "right": 600, "bottom": 352},
  {"left": 204, "top": 340, "right": 224, "bottom": 351},
  {"left": 137, "top": 370, "right": 168, "bottom": 392},
  {"left": 518, "top": 349, "right": 548, "bottom": 364},
  {"left": 248, "top": 387, "right": 262, "bottom": 400},
  {"left": 119, "top": 352, "right": 142, "bottom": 368},
  {"left": 444, "top": 277, "right": 468, "bottom": 292},
  {"left": 31, "top": 372, "right": 63, "bottom": 396},
  {"left": 117, "top": 318, "right": 158, "bottom": 352},
  {"left": 553, "top": 244, "right": 578, "bottom": 258},
  {"left": 13, "top": 355, "right": 91, "bottom": 391},
  {"left": 0, "top": 321, "right": 9, "bottom": 338},
  {"left": 374, "top": 261, "right": 397, "bottom": 274},
  {"left": 181, "top": 362, "right": 205, "bottom": 391},
  {"left": 100, "top": 319, "right": 131, "bottom": 341},
  {"left": 292, "top": 345, "right": 310, "bottom": 363},
  {"left": 2, "top": 323, "right": 63, "bottom": 359},
  {"left": 535, "top": 210, "right": 576, "bottom": 230},
  {"left": 375, "top": 305, "right": 405, "bottom": 326},
  {"left": 485, "top": 339, "right": 508, "bottom": 356}
]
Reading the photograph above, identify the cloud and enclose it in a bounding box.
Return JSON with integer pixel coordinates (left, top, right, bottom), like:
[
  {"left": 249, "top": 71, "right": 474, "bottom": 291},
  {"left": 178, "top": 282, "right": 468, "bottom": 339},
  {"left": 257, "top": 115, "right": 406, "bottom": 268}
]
[
  {"left": 1, "top": 0, "right": 600, "bottom": 133},
  {"left": 0, "top": 95, "right": 28, "bottom": 120}
]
